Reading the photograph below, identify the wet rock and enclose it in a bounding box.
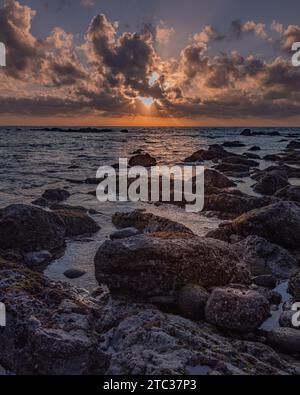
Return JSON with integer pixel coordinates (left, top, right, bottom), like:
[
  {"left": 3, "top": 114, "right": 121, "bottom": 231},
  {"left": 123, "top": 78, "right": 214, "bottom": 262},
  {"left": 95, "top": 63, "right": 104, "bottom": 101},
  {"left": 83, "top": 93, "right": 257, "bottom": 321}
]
[
  {"left": 275, "top": 185, "right": 300, "bottom": 202},
  {"left": 268, "top": 328, "right": 300, "bottom": 354},
  {"left": 249, "top": 146, "right": 261, "bottom": 151},
  {"left": 263, "top": 154, "right": 282, "bottom": 161},
  {"left": 24, "top": 250, "right": 52, "bottom": 268},
  {"left": 110, "top": 227, "right": 140, "bottom": 240},
  {"left": 204, "top": 169, "right": 236, "bottom": 189},
  {"left": 0, "top": 204, "right": 66, "bottom": 253},
  {"left": 241, "top": 129, "right": 252, "bottom": 136},
  {"left": 94, "top": 233, "right": 250, "bottom": 298},
  {"left": 64, "top": 269, "right": 86, "bottom": 279},
  {"left": 178, "top": 284, "right": 209, "bottom": 320},
  {"left": 31, "top": 197, "right": 49, "bottom": 207},
  {"left": 184, "top": 145, "right": 233, "bottom": 162},
  {"left": 252, "top": 275, "right": 277, "bottom": 288},
  {"left": 233, "top": 236, "right": 298, "bottom": 279},
  {"left": 288, "top": 270, "right": 300, "bottom": 299},
  {"left": 209, "top": 202, "right": 300, "bottom": 250},
  {"left": 253, "top": 173, "right": 289, "bottom": 196},
  {"left": 214, "top": 163, "right": 252, "bottom": 174},
  {"left": 129, "top": 153, "right": 156, "bottom": 167},
  {"left": 222, "top": 141, "right": 245, "bottom": 148},
  {"left": 287, "top": 141, "right": 300, "bottom": 150},
  {"left": 220, "top": 156, "right": 259, "bottom": 167},
  {"left": 42, "top": 189, "right": 70, "bottom": 202},
  {"left": 55, "top": 209, "right": 100, "bottom": 237},
  {"left": 204, "top": 193, "right": 274, "bottom": 218},
  {"left": 244, "top": 152, "right": 260, "bottom": 159},
  {"left": 112, "top": 210, "right": 193, "bottom": 235},
  {"left": 205, "top": 287, "right": 270, "bottom": 333}
]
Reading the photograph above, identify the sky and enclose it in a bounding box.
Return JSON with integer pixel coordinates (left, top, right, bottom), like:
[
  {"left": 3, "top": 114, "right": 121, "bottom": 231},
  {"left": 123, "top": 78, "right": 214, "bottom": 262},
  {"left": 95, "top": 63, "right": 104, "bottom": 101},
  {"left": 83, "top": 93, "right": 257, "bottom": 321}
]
[{"left": 1, "top": 0, "right": 300, "bottom": 126}]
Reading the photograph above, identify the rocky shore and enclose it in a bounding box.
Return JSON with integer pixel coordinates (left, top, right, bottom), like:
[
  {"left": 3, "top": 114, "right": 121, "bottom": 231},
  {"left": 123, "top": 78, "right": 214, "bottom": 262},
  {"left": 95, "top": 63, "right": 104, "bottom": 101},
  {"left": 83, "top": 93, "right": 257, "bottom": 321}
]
[{"left": 1, "top": 129, "right": 300, "bottom": 375}]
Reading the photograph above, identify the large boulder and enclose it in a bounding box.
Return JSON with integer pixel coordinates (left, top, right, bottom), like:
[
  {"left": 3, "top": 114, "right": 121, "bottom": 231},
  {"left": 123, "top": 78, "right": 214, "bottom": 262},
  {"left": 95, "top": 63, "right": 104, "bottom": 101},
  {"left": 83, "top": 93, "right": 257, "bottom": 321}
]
[
  {"left": 178, "top": 284, "right": 209, "bottom": 320},
  {"left": 208, "top": 202, "right": 300, "bottom": 249},
  {"left": 204, "top": 169, "right": 236, "bottom": 189},
  {"left": 94, "top": 233, "right": 250, "bottom": 298},
  {"left": 253, "top": 173, "right": 289, "bottom": 196},
  {"left": 205, "top": 287, "right": 270, "bottom": 333},
  {"left": 54, "top": 209, "right": 100, "bottom": 237},
  {"left": 112, "top": 210, "right": 193, "bottom": 235},
  {"left": 0, "top": 204, "right": 66, "bottom": 253},
  {"left": 234, "top": 236, "right": 298, "bottom": 279}
]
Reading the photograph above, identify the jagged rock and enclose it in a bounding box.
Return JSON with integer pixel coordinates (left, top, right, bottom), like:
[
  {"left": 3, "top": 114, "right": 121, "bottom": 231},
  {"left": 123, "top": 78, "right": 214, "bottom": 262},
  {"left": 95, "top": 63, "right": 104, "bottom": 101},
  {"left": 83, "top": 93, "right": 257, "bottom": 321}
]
[
  {"left": 178, "top": 284, "right": 209, "bottom": 320},
  {"left": 234, "top": 236, "right": 298, "bottom": 279},
  {"left": 129, "top": 153, "right": 156, "bottom": 167},
  {"left": 64, "top": 269, "right": 86, "bottom": 279},
  {"left": 42, "top": 189, "right": 70, "bottom": 202},
  {"left": 55, "top": 209, "right": 100, "bottom": 237},
  {"left": 276, "top": 185, "right": 300, "bottom": 202},
  {"left": 205, "top": 287, "right": 270, "bottom": 333},
  {"left": 0, "top": 204, "right": 66, "bottom": 253},
  {"left": 253, "top": 173, "right": 289, "bottom": 196},
  {"left": 110, "top": 228, "right": 140, "bottom": 240},
  {"left": 112, "top": 210, "right": 193, "bottom": 235},
  {"left": 268, "top": 328, "right": 300, "bottom": 354},
  {"left": 94, "top": 233, "right": 250, "bottom": 298},
  {"left": 289, "top": 270, "right": 300, "bottom": 299},
  {"left": 208, "top": 202, "right": 300, "bottom": 250}
]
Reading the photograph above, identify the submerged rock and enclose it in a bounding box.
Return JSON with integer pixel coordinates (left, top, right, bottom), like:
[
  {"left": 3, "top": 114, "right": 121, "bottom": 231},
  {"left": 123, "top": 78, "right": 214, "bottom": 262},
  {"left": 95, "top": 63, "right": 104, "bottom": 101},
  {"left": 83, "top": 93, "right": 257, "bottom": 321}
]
[
  {"left": 110, "top": 227, "right": 140, "bottom": 240},
  {"left": 94, "top": 233, "right": 250, "bottom": 298},
  {"left": 129, "top": 153, "right": 157, "bottom": 167},
  {"left": 205, "top": 287, "right": 270, "bottom": 333},
  {"left": 64, "top": 269, "right": 86, "bottom": 279},
  {"left": 0, "top": 204, "right": 66, "bottom": 253}
]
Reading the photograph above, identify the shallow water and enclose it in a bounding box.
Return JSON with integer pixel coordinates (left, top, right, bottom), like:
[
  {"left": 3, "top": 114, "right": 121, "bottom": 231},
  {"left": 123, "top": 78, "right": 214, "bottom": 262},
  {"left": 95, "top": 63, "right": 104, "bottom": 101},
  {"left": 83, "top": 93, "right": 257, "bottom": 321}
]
[{"left": 1, "top": 126, "right": 299, "bottom": 290}]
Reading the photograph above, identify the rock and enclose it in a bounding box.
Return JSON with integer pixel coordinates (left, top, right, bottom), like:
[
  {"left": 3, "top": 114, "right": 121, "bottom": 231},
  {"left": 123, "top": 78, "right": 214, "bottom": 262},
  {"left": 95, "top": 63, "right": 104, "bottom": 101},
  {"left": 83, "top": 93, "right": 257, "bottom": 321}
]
[
  {"left": 252, "top": 275, "right": 277, "bottom": 288},
  {"left": 214, "top": 163, "right": 252, "bottom": 174},
  {"left": 275, "top": 185, "right": 300, "bottom": 202},
  {"left": 222, "top": 141, "right": 245, "bottom": 148},
  {"left": 287, "top": 141, "right": 300, "bottom": 150},
  {"left": 268, "top": 328, "right": 300, "bottom": 354},
  {"left": 205, "top": 287, "right": 270, "bottom": 333},
  {"left": 253, "top": 173, "right": 289, "bottom": 196},
  {"left": 178, "top": 284, "right": 209, "bottom": 320},
  {"left": 241, "top": 129, "right": 252, "bottom": 136},
  {"left": 184, "top": 145, "right": 233, "bottom": 162},
  {"left": 233, "top": 236, "right": 298, "bottom": 279},
  {"left": 244, "top": 153, "right": 260, "bottom": 159},
  {"left": 1, "top": 257, "right": 300, "bottom": 375},
  {"left": 110, "top": 227, "right": 140, "bottom": 240},
  {"left": 55, "top": 209, "right": 100, "bottom": 237},
  {"left": 31, "top": 197, "right": 49, "bottom": 207},
  {"left": 220, "top": 156, "right": 259, "bottom": 167},
  {"left": 94, "top": 233, "right": 250, "bottom": 298},
  {"left": 24, "top": 251, "right": 52, "bottom": 268},
  {"left": 204, "top": 193, "right": 274, "bottom": 218},
  {"left": 0, "top": 204, "right": 66, "bottom": 253},
  {"left": 279, "top": 311, "right": 299, "bottom": 330},
  {"left": 204, "top": 169, "right": 236, "bottom": 189},
  {"left": 42, "top": 189, "right": 70, "bottom": 202},
  {"left": 249, "top": 146, "right": 261, "bottom": 151},
  {"left": 112, "top": 210, "right": 193, "bottom": 235},
  {"left": 263, "top": 154, "right": 282, "bottom": 161},
  {"left": 64, "top": 269, "right": 86, "bottom": 279},
  {"left": 129, "top": 153, "right": 156, "bottom": 167},
  {"left": 120, "top": 129, "right": 129, "bottom": 133},
  {"left": 210, "top": 202, "right": 300, "bottom": 249},
  {"left": 289, "top": 270, "right": 300, "bottom": 299}
]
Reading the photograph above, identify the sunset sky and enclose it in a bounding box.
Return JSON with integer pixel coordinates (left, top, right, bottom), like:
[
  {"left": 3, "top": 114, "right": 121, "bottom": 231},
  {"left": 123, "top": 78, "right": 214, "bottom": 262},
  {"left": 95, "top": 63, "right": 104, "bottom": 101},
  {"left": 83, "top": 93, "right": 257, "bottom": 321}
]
[{"left": 1, "top": 0, "right": 300, "bottom": 126}]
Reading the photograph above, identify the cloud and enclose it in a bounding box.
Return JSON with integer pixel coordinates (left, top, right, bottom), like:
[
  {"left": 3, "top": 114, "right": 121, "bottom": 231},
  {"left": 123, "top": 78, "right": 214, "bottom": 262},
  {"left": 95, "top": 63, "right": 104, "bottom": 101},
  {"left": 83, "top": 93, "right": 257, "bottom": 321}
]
[{"left": 1, "top": 1, "right": 300, "bottom": 122}]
